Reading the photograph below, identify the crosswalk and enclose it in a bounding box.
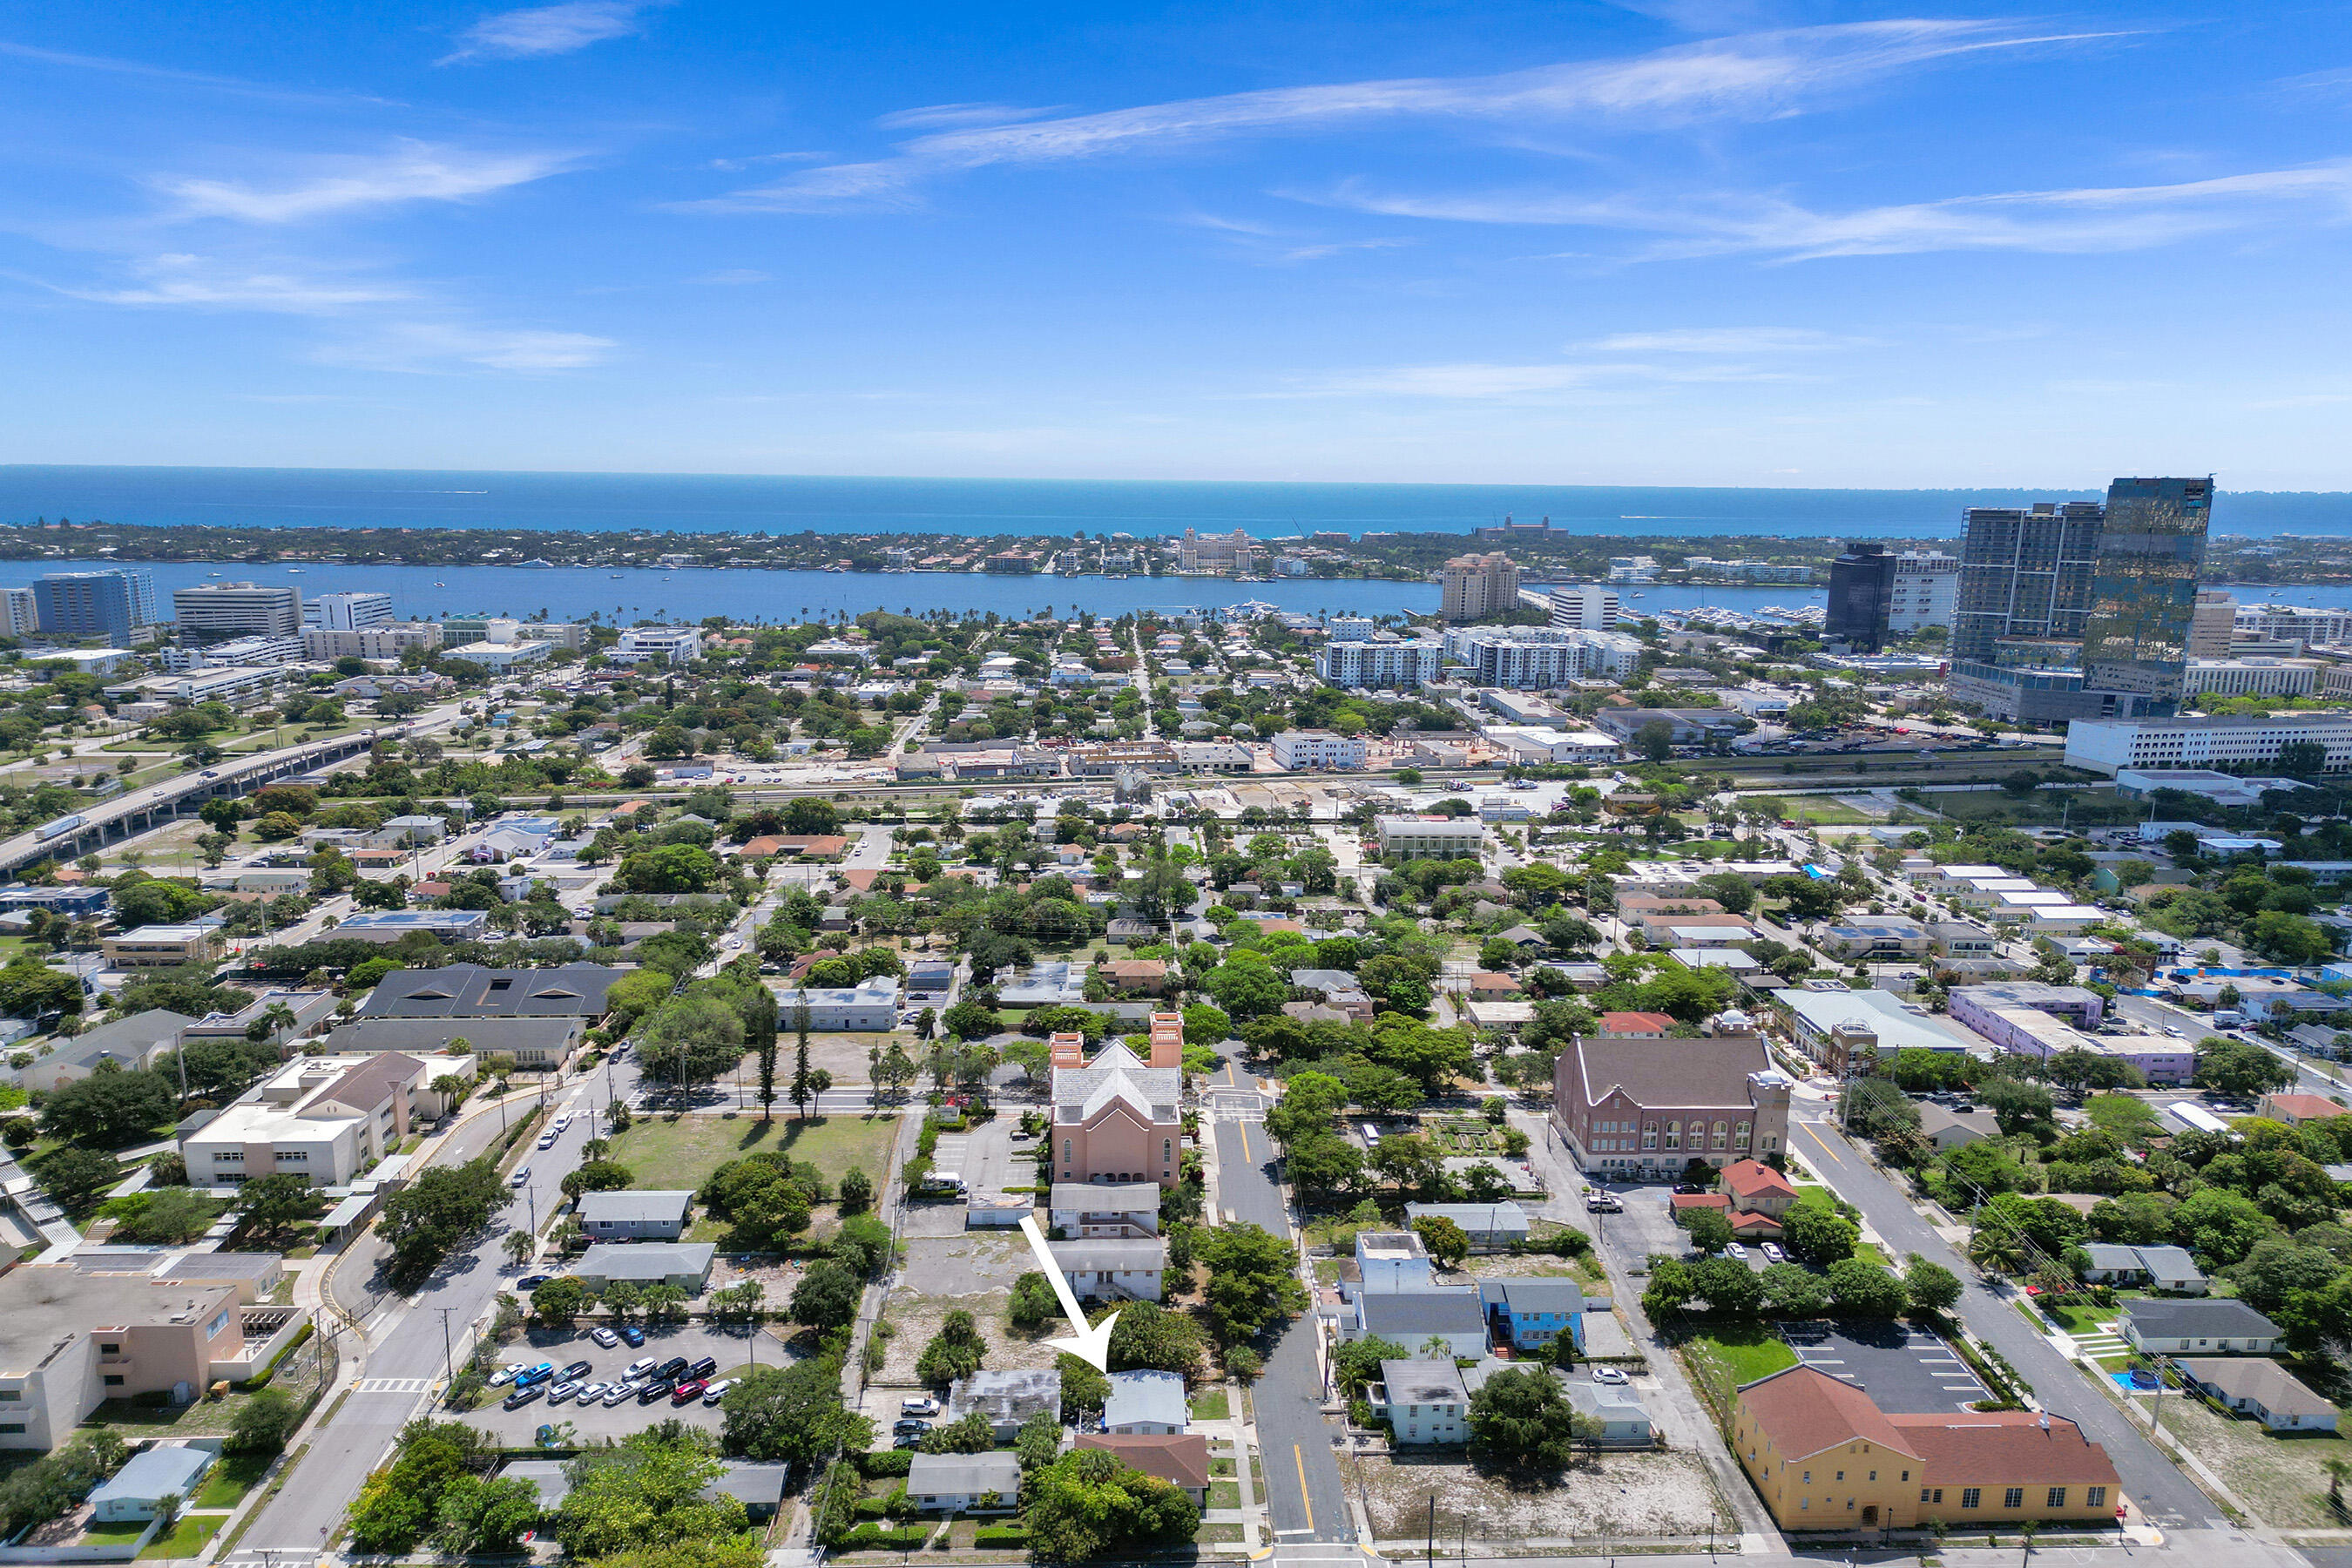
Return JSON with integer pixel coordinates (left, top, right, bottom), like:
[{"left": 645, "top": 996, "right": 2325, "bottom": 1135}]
[{"left": 353, "top": 1375, "right": 431, "bottom": 1394}]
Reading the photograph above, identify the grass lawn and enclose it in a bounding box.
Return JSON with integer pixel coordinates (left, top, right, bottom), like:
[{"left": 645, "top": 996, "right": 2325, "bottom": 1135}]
[
  {"left": 81, "top": 1523, "right": 151, "bottom": 1544},
  {"left": 1931, "top": 787, "right": 2126, "bottom": 827},
  {"left": 2038, "top": 1300, "right": 2110, "bottom": 1335},
  {"left": 1782, "top": 799, "right": 1876, "bottom": 827},
  {"left": 1209, "top": 1481, "right": 1242, "bottom": 1511},
  {"left": 1191, "top": 1389, "right": 1230, "bottom": 1421},
  {"left": 139, "top": 1517, "right": 221, "bottom": 1559},
  {"left": 610, "top": 1113, "right": 899, "bottom": 1193},
  {"left": 194, "top": 1453, "right": 272, "bottom": 1511},
  {"left": 1687, "top": 1324, "right": 1795, "bottom": 1385}
]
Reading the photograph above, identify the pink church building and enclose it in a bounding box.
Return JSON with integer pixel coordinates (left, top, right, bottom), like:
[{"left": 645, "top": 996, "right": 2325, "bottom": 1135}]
[{"left": 1051, "top": 1014, "right": 1186, "bottom": 1188}]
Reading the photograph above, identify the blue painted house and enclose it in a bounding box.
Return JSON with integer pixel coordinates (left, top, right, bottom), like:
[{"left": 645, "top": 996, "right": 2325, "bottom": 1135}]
[{"left": 1481, "top": 1277, "right": 1586, "bottom": 1353}]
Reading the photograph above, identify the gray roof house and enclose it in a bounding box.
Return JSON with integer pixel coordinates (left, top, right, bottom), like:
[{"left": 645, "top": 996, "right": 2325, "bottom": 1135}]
[
  {"left": 571, "top": 1241, "right": 715, "bottom": 1294},
  {"left": 19, "top": 1010, "right": 193, "bottom": 1093},
  {"left": 1353, "top": 1289, "right": 1490, "bottom": 1358},
  {"left": 358, "top": 963, "right": 625, "bottom": 1019},
  {"left": 2132, "top": 1244, "right": 2209, "bottom": 1294},
  {"left": 2180, "top": 1358, "right": 2340, "bottom": 1431},
  {"left": 576, "top": 1190, "right": 694, "bottom": 1240},
  {"left": 1402, "top": 1201, "right": 1531, "bottom": 1250},
  {"left": 2080, "top": 1244, "right": 2147, "bottom": 1283},
  {"left": 87, "top": 1445, "right": 214, "bottom": 1523},
  {"left": 1565, "top": 1382, "right": 1655, "bottom": 1446},
  {"left": 1103, "top": 1369, "right": 1187, "bottom": 1435},
  {"left": 946, "top": 1369, "right": 1062, "bottom": 1440},
  {"left": 2120, "top": 1299, "right": 2281, "bottom": 1355},
  {"left": 1916, "top": 1104, "right": 2001, "bottom": 1150},
  {"left": 704, "top": 1463, "right": 793, "bottom": 1519},
  {"left": 906, "top": 1452, "right": 1022, "bottom": 1513}
]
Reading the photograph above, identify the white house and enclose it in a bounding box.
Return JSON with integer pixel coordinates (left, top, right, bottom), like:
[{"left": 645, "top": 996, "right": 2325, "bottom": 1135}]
[
  {"left": 1045, "top": 1237, "right": 1164, "bottom": 1302},
  {"left": 764, "top": 976, "right": 902, "bottom": 1030},
  {"left": 905, "top": 1452, "right": 1021, "bottom": 1513},
  {"left": 1369, "top": 1359, "right": 1470, "bottom": 1445},
  {"left": 1352, "top": 1231, "right": 1436, "bottom": 1295},
  {"left": 2119, "top": 1300, "right": 2281, "bottom": 1356},
  {"left": 1102, "top": 1370, "right": 1188, "bottom": 1435},
  {"left": 2180, "top": 1359, "right": 2340, "bottom": 1432}
]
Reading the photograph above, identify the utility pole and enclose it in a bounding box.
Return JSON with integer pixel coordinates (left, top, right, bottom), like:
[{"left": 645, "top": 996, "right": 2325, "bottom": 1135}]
[{"left": 436, "top": 1306, "right": 459, "bottom": 1383}]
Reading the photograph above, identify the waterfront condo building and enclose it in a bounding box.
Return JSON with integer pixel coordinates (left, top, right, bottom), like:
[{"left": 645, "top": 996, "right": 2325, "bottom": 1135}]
[
  {"left": 1439, "top": 552, "right": 1520, "bottom": 623},
  {"left": 303, "top": 591, "right": 395, "bottom": 631},
  {"left": 1316, "top": 633, "right": 1443, "bottom": 690},
  {"left": 35, "top": 569, "right": 157, "bottom": 643},
  {"left": 1051, "top": 1016, "right": 1184, "bottom": 1187},
  {"left": 1547, "top": 584, "right": 1619, "bottom": 631},
  {"left": 1827, "top": 544, "right": 1959, "bottom": 652},
  {"left": 172, "top": 581, "right": 302, "bottom": 641}
]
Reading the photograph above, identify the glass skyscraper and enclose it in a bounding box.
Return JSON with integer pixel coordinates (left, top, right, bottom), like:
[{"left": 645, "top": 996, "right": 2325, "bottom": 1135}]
[
  {"left": 1826, "top": 543, "right": 1896, "bottom": 653},
  {"left": 1951, "top": 502, "right": 2105, "bottom": 665},
  {"left": 2080, "top": 476, "right": 2213, "bottom": 714},
  {"left": 32, "top": 569, "right": 157, "bottom": 643}
]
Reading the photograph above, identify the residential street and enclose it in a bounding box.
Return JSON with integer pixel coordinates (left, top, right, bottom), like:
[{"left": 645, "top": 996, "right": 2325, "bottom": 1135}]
[
  {"left": 221, "top": 1062, "right": 630, "bottom": 1563},
  {"left": 1208, "top": 1055, "right": 1356, "bottom": 1545},
  {"left": 1786, "top": 1105, "right": 2223, "bottom": 1528}
]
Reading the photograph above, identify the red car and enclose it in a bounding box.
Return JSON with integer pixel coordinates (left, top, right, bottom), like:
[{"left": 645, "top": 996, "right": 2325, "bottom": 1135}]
[{"left": 670, "top": 1378, "right": 708, "bottom": 1405}]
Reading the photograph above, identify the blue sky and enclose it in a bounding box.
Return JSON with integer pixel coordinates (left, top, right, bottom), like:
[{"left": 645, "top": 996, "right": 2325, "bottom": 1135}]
[{"left": 3, "top": 0, "right": 2349, "bottom": 488}]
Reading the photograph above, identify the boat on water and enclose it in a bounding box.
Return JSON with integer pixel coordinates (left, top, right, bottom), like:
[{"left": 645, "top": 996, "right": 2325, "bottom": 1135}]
[
  {"left": 433, "top": 581, "right": 445, "bottom": 587},
  {"left": 285, "top": 567, "right": 304, "bottom": 574},
  {"left": 206, "top": 571, "right": 223, "bottom": 578},
  {"left": 610, "top": 573, "right": 623, "bottom": 578}
]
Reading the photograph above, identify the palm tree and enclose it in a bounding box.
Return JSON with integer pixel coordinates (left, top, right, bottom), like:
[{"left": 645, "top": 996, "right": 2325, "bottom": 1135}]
[
  {"left": 504, "top": 1230, "right": 535, "bottom": 1267},
  {"left": 2327, "top": 1458, "right": 2352, "bottom": 1518},
  {"left": 261, "top": 1001, "right": 298, "bottom": 1040}
]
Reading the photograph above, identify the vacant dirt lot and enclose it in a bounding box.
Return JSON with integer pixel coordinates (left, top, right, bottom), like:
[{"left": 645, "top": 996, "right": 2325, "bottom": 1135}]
[
  {"left": 1343, "top": 1448, "right": 1731, "bottom": 1540},
  {"left": 2147, "top": 1380, "right": 2352, "bottom": 1529},
  {"left": 871, "top": 1232, "right": 1062, "bottom": 1388}
]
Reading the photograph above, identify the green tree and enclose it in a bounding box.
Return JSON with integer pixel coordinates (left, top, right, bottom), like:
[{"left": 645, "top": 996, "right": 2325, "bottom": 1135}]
[
  {"left": 1825, "top": 1258, "right": 1908, "bottom": 1316},
  {"left": 1466, "top": 1366, "right": 1597, "bottom": 1470},
  {"left": 1683, "top": 1207, "right": 1734, "bottom": 1256},
  {"left": 40, "top": 1066, "right": 176, "bottom": 1146},
  {"left": 1412, "top": 1213, "right": 1470, "bottom": 1267},
  {"left": 226, "top": 1386, "right": 301, "bottom": 1454},
  {"left": 1902, "top": 1255, "right": 1964, "bottom": 1314},
  {"left": 2194, "top": 1037, "right": 2296, "bottom": 1098},
  {"left": 839, "top": 1166, "right": 874, "bottom": 1213},
  {"left": 788, "top": 1259, "right": 862, "bottom": 1328},
  {"left": 533, "top": 1276, "right": 588, "bottom": 1325},
  {"left": 1194, "top": 1222, "right": 1308, "bottom": 1342},
  {"left": 1781, "top": 1202, "right": 1859, "bottom": 1266},
  {"left": 554, "top": 1440, "right": 745, "bottom": 1560},
  {"left": 1021, "top": 1448, "right": 1198, "bottom": 1559},
  {"left": 1010, "top": 1271, "right": 1061, "bottom": 1328},
  {"left": 719, "top": 1361, "right": 873, "bottom": 1463},
  {"left": 916, "top": 1308, "right": 989, "bottom": 1385}
]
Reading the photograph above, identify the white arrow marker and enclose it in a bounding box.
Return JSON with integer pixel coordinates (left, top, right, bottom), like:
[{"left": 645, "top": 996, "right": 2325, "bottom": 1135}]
[{"left": 1018, "top": 1213, "right": 1118, "bottom": 1370}]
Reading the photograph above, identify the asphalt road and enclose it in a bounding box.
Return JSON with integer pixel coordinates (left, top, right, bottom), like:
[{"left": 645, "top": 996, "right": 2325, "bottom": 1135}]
[
  {"left": 222, "top": 1061, "right": 633, "bottom": 1563},
  {"left": 1208, "top": 1059, "right": 1355, "bottom": 1546},
  {"left": 1787, "top": 1108, "right": 2222, "bottom": 1528}
]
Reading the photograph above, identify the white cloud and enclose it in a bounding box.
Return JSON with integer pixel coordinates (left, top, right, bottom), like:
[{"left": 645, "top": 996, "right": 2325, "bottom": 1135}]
[
  {"left": 443, "top": 1, "right": 659, "bottom": 62},
  {"left": 159, "top": 140, "right": 573, "bottom": 224},
  {"left": 53, "top": 253, "right": 412, "bottom": 314},
  {"left": 684, "top": 20, "right": 2118, "bottom": 213},
  {"left": 1325, "top": 160, "right": 2352, "bottom": 259},
  {"left": 1583, "top": 327, "right": 1861, "bottom": 352},
  {"left": 317, "top": 321, "right": 617, "bottom": 372},
  {"left": 1298, "top": 356, "right": 1798, "bottom": 399},
  {"left": 874, "top": 102, "right": 1064, "bottom": 131}
]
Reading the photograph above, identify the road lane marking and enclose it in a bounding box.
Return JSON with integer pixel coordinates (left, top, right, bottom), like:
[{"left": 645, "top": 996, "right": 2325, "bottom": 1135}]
[
  {"left": 1292, "top": 1444, "right": 1313, "bottom": 1531},
  {"left": 1800, "top": 1123, "right": 1844, "bottom": 1167},
  {"left": 1240, "top": 1123, "right": 1252, "bottom": 1162}
]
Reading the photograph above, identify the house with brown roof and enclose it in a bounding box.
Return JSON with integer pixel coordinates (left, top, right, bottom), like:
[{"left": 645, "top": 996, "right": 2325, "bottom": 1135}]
[
  {"left": 1731, "top": 1365, "right": 2122, "bottom": 1531},
  {"left": 1097, "top": 959, "right": 1169, "bottom": 995},
  {"left": 1596, "top": 1010, "right": 1676, "bottom": 1037},
  {"left": 1074, "top": 1434, "right": 1210, "bottom": 1505},
  {"left": 1553, "top": 1034, "right": 1792, "bottom": 1179},
  {"left": 2257, "top": 1092, "right": 2347, "bottom": 1126}
]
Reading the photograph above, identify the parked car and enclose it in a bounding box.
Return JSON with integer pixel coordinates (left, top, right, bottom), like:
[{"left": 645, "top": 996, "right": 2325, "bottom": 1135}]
[
  {"left": 515, "top": 1362, "right": 556, "bottom": 1387},
  {"left": 702, "top": 1380, "right": 733, "bottom": 1406},
  {"left": 624, "top": 1358, "right": 659, "bottom": 1381},
  {"left": 686, "top": 1355, "right": 718, "bottom": 1382},
  {"left": 601, "top": 1383, "right": 632, "bottom": 1407},
  {"left": 1591, "top": 1367, "right": 1630, "bottom": 1385},
  {"left": 618, "top": 1326, "right": 645, "bottom": 1348},
  {"left": 591, "top": 1327, "right": 619, "bottom": 1348},
  {"left": 510, "top": 1166, "right": 531, "bottom": 1187},
  {"left": 1761, "top": 1243, "right": 1787, "bottom": 1264},
  {"left": 490, "top": 1364, "right": 524, "bottom": 1387},
  {"left": 562, "top": 1359, "right": 593, "bottom": 1381},
  {"left": 894, "top": 1419, "right": 931, "bottom": 1436},
  {"left": 900, "top": 1396, "right": 939, "bottom": 1416},
  {"left": 671, "top": 1379, "right": 707, "bottom": 1405},
  {"left": 504, "top": 1385, "right": 545, "bottom": 1409},
  {"left": 575, "top": 1382, "right": 607, "bottom": 1403},
  {"left": 517, "top": 1274, "right": 551, "bottom": 1291},
  {"left": 1723, "top": 1242, "right": 1748, "bottom": 1260},
  {"left": 637, "top": 1380, "right": 675, "bottom": 1404},
  {"left": 892, "top": 1433, "right": 922, "bottom": 1450},
  {"left": 547, "top": 1381, "right": 583, "bottom": 1404},
  {"left": 655, "top": 1356, "right": 691, "bottom": 1382}
]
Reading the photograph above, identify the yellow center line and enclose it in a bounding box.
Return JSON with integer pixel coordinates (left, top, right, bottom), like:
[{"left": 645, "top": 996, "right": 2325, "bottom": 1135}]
[
  {"left": 1801, "top": 1122, "right": 1844, "bottom": 1166},
  {"left": 1239, "top": 1122, "right": 1253, "bottom": 1162},
  {"left": 1293, "top": 1443, "right": 1314, "bottom": 1531}
]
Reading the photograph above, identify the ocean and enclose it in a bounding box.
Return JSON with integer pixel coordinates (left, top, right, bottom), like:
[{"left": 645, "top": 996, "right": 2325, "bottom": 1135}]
[{"left": 6, "top": 463, "right": 2352, "bottom": 540}]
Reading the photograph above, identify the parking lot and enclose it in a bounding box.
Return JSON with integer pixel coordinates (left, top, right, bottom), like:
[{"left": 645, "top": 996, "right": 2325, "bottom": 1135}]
[
  {"left": 457, "top": 1319, "right": 793, "bottom": 1444},
  {"left": 1781, "top": 1321, "right": 1988, "bottom": 1412},
  {"left": 907, "top": 1116, "right": 1024, "bottom": 1239}
]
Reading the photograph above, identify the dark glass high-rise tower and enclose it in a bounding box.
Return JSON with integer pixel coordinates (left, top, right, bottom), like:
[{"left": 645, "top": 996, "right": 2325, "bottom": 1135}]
[
  {"left": 1826, "top": 543, "right": 1896, "bottom": 653},
  {"left": 2080, "top": 476, "right": 2213, "bottom": 714},
  {"left": 1951, "top": 502, "right": 2105, "bottom": 664}
]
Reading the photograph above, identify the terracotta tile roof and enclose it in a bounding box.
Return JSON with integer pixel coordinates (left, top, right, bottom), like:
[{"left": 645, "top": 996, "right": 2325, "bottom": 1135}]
[
  {"left": 841, "top": 869, "right": 881, "bottom": 891},
  {"left": 1889, "top": 1413, "right": 2121, "bottom": 1489},
  {"left": 2261, "top": 1093, "right": 2342, "bottom": 1122},
  {"left": 1739, "top": 1366, "right": 1919, "bottom": 1463},
  {"left": 1670, "top": 1193, "right": 1730, "bottom": 1212},
  {"left": 1597, "top": 1010, "right": 1676, "bottom": 1035},
  {"left": 1075, "top": 1433, "right": 1211, "bottom": 1492},
  {"left": 1721, "top": 1159, "right": 1794, "bottom": 1202}
]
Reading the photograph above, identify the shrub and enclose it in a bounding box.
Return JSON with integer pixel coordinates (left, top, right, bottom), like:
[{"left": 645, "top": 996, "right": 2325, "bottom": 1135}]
[{"left": 976, "top": 1525, "right": 1030, "bottom": 1547}]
